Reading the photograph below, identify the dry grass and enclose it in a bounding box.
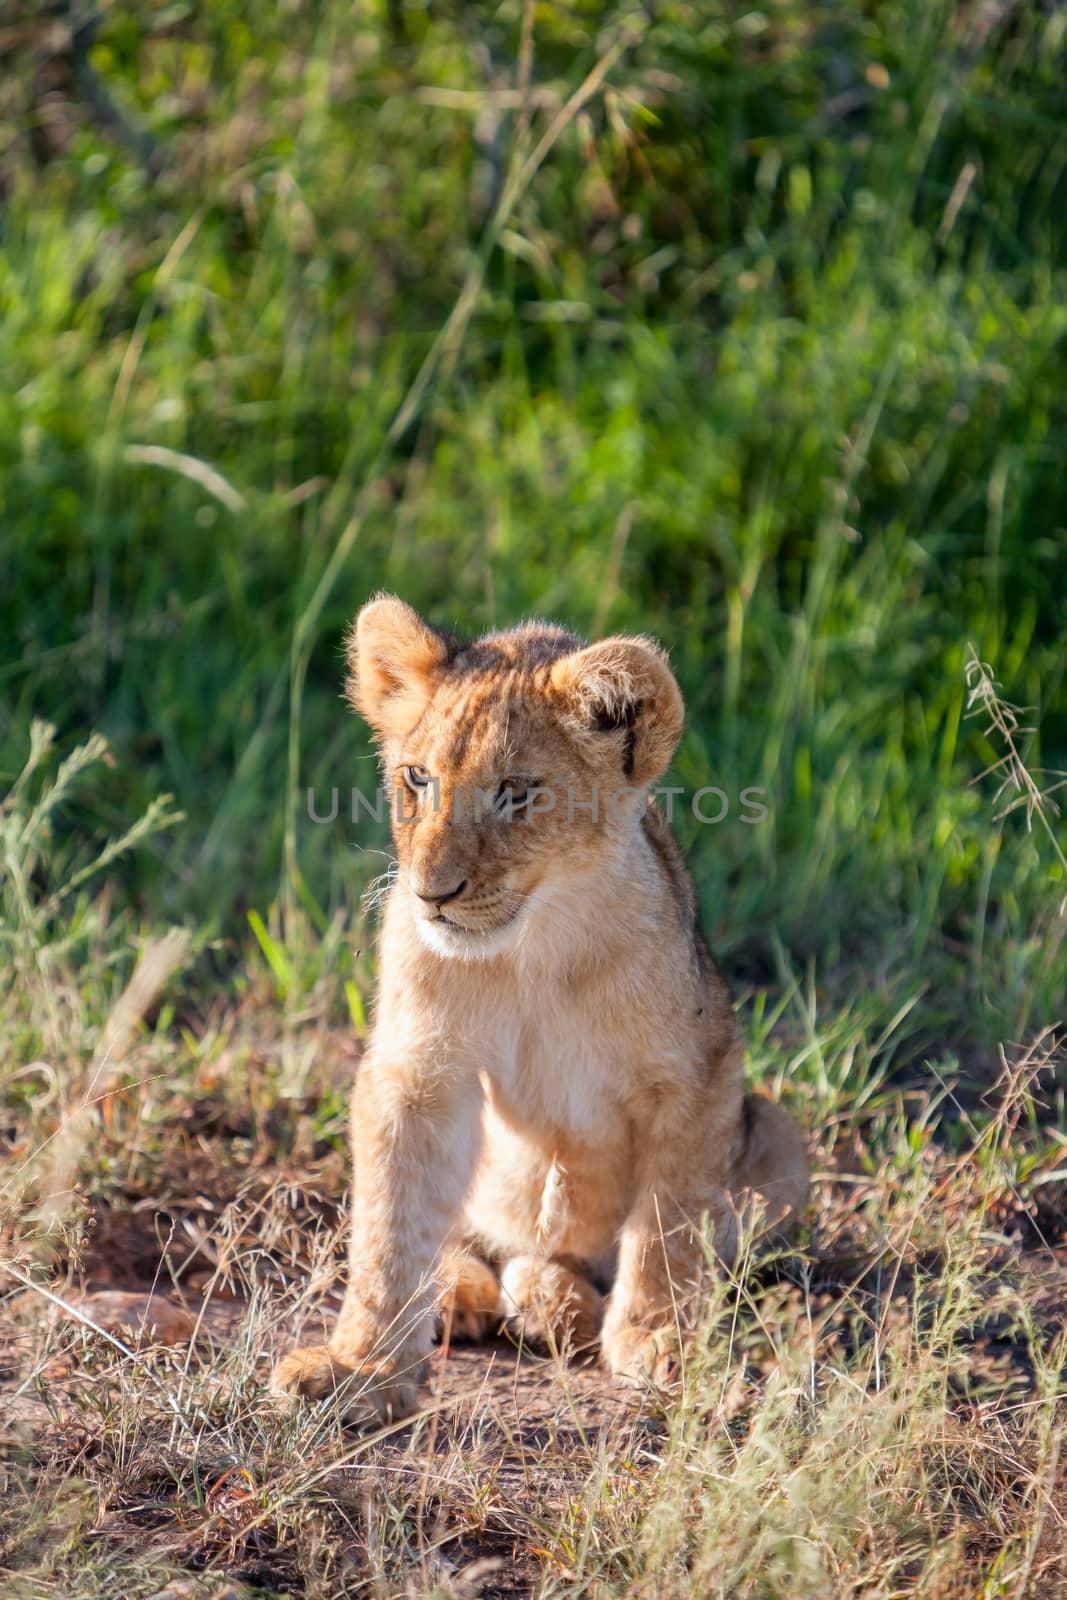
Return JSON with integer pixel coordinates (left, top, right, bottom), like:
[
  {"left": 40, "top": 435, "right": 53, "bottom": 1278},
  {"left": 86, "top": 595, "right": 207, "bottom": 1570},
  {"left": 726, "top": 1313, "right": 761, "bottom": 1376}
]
[{"left": 1, "top": 1012, "right": 1065, "bottom": 1599}]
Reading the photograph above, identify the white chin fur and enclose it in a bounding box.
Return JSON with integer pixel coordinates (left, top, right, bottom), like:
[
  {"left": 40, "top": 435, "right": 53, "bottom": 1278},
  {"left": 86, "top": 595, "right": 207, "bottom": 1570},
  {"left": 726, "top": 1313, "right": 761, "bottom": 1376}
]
[{"left": 416, "top": 912, "right": 524, "bottom": 962}]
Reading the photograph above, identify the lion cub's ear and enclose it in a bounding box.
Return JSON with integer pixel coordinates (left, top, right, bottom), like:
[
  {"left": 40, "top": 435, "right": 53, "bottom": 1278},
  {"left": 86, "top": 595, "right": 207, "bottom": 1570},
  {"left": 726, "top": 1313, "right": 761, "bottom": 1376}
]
[
  {"left": 346, "top": 595, "right": 456, "bottom": 737},
  {"left": 550, "top": 635, "right": 684, "bottom": 786}
]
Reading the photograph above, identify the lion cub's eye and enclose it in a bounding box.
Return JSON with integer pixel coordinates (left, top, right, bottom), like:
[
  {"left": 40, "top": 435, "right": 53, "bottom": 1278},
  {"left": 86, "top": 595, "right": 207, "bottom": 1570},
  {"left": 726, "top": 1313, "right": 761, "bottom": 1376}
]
[
  {"left": 402, "top": 764, "right": 431, "bottom": 791},
  {"left": 493, "top": 777, "right": 534, "bottom": 816}
]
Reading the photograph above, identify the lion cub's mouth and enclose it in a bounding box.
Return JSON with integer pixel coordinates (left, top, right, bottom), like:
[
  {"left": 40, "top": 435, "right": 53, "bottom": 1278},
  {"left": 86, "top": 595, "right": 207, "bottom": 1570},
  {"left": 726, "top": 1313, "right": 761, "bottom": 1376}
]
[
  {"left": 435, "top": 904, "right": 520, "bottom": 936},
  {"left": 416, "top": 895, "right": 529, "bottom": 960}
]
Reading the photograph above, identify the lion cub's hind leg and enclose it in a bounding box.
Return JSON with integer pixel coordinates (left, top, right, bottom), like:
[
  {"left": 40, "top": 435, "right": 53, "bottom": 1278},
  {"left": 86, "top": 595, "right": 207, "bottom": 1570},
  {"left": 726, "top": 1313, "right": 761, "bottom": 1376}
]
[
  {"left": 727, "top": 1093, "right": 810, "bottom": 1252},
  {"left": 499, "top": 1256, "right": 604, "bottom": 1357},
  {"left": 436, "top": 1249, "right": 502, "bottom": 1345}
]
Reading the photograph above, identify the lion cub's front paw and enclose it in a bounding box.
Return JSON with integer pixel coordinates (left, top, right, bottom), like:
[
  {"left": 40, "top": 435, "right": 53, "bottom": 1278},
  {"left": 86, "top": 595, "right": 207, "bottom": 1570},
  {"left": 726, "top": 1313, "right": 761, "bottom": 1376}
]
[
  {"left": 601, "top": 1324, "right": 681, "bottom": 1389},
  {"left": 271, "top": 1344, "right": 348, "bottom": 1401},
  {"left": 271, "top": 1344, "right": 423, "bottom": 1420}
]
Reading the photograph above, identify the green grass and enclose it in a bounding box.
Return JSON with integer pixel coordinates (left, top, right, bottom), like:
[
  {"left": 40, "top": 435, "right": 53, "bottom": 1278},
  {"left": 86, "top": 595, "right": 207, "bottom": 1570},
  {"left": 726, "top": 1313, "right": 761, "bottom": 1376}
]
[
  {"left": 1, "top": 2, "right": 1066, "bottom": 1595},
  {"left": 2, "top": 2, "right": 1064, "bottom": 1052}
]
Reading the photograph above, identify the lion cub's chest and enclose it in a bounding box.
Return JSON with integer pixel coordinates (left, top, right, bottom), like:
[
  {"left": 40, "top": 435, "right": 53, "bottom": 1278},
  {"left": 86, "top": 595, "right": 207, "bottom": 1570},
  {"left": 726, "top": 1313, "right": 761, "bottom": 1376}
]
[{"left": 486, "top": 1001, "right": 626, "bottom": 1143}]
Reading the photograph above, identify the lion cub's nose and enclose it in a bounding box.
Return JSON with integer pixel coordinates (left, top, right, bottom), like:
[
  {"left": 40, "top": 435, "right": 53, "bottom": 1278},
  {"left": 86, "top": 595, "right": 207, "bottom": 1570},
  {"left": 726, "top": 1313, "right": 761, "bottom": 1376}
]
[{"left": 413, "top": 878, "right": 468, "bottom": 908}]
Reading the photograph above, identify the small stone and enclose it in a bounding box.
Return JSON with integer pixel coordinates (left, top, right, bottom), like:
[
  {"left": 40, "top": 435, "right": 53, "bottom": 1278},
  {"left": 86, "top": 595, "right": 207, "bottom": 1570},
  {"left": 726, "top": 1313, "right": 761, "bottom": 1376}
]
[{"left": 43, "top": 1290, "right": 197, "bottom": 1347}]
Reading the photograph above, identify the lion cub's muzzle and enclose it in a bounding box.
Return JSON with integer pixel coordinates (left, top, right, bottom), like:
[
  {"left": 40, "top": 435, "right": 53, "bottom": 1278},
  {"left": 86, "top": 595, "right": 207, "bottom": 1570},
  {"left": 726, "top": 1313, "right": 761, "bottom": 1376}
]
[{"left": 410, "top": 876, "right": 523, "bottom": 936}]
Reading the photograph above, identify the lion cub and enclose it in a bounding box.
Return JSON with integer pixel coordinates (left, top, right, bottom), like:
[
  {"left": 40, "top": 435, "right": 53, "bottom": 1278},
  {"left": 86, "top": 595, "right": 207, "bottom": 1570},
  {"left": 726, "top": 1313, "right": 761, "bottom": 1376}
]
[{"left": 273, "top": 596, "right": 808, "bottom": 1417}]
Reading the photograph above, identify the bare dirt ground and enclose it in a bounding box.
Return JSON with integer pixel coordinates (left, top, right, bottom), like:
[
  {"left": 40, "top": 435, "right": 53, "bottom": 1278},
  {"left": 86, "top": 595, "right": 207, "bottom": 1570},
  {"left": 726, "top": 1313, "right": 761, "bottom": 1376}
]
[{"left": 4, "top": 1144, "right": 1066, "bottom": 1597}]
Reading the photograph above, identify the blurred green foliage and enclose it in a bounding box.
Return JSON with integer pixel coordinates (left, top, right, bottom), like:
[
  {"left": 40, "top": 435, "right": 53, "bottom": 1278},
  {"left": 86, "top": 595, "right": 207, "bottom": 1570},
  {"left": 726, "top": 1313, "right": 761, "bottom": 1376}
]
[{"left": 1, "top": 0, "right": 1065, "bottom": 1062}]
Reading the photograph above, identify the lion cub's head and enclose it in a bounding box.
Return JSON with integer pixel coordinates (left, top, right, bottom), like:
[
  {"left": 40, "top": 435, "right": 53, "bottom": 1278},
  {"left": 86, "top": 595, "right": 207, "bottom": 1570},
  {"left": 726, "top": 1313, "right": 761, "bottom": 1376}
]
[{"left": 347, "top": 595, "right": 684, "bottom": 960}]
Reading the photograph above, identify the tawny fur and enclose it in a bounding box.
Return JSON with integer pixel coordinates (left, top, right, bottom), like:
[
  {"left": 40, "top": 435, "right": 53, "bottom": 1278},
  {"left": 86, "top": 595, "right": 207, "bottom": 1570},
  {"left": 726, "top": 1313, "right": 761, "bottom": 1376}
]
[{"left": 272, "top": 596, "right": 809, "bottom": 1418}]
